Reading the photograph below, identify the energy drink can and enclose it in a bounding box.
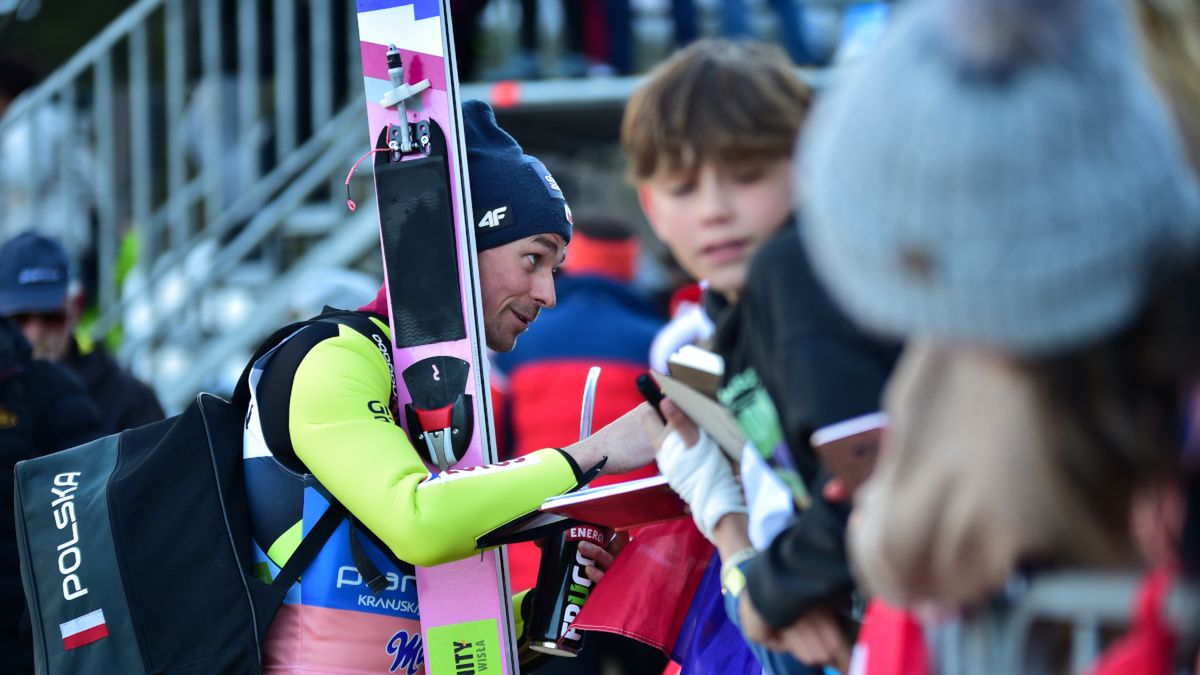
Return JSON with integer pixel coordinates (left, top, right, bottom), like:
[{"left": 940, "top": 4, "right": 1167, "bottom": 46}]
[{"left": 526, "top": 523, "right": 610, "bottom": 656}]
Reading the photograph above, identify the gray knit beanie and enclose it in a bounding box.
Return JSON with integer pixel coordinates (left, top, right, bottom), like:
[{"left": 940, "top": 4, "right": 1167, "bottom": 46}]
[{"left": 800, "top": 0, "right": 1200, "bottom": 355}]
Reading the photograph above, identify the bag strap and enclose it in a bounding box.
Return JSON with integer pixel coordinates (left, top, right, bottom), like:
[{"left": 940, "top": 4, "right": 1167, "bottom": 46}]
[
  {"left": 231, "top": 308, "right": 389, "bottom": 408},
  {"left": 240, "top": 308, "right": 396, "bottom": 592},
  {"left": 238, "top": 308, "right": 397, "bottom": 592},
  {"left": 231, "top": 320, "right": 310, "bottom": 408},
  {"left": 269, "top": 500, "right": 348, "bottom": 593},
  {"left": 348, "top": 518, "right": 390, "bottom": 594}
]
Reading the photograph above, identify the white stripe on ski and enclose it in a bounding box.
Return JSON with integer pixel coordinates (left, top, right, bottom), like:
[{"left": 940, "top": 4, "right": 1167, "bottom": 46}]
[{"left": 356, "top": 6, "right": 443, "bottom": 58}]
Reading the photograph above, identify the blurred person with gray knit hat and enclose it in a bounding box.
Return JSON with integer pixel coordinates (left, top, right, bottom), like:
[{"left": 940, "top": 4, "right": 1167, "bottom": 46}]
[
  {"left": 801, "top": 0, "right": 1199, "bottom": 356},
  {"left": 797, "top": 0, "right": 1200, "bottom": 645}
]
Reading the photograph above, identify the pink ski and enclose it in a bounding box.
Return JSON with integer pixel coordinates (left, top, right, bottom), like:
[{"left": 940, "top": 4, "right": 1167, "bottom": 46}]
[{"left": 355, "top": 2, "right": 517, "bottom": 672}]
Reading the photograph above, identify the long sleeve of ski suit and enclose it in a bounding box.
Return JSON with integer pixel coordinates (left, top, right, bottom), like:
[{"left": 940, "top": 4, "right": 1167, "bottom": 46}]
[{"left": 268, "top": 317, "right": 580, "bottom": 568}]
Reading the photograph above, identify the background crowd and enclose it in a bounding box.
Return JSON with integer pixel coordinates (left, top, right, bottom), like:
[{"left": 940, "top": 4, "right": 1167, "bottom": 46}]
[{"left": 4, "top": 0, "right": 1200, "bottom": 674}]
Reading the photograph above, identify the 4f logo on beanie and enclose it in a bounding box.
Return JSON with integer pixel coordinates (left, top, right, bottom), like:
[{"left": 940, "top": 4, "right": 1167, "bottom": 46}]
[{"left": 478, "top": 206, "right": 509, "bottom": 230}]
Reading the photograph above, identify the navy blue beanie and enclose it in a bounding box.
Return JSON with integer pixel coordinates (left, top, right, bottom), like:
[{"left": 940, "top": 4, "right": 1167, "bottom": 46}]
[{"left": 462, "top": 100, "right": 572, "bottom": 251}]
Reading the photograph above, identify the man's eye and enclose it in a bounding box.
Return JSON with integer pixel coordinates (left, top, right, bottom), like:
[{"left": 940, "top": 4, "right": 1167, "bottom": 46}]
[
  {"left": 669, "top": 182, "right": 695, "bottom": 196},
  {"left": 525, "top": 253, "right": 539, "bottom": 267}
]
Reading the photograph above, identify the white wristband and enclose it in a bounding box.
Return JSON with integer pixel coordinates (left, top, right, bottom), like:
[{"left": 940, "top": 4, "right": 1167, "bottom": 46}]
[{"left": 657, "top": 430, "right": 747, "bottom": 543}]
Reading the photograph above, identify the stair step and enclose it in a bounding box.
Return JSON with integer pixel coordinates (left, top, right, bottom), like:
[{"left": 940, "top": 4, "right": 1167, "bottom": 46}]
[{"left": 282, "top": 203, "right": 350, "bottom": 236}]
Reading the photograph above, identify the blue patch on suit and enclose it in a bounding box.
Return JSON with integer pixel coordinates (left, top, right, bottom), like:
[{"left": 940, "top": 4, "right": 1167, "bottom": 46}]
[{"left": 300, "top": 489, "right": 421, "bottom": 619}]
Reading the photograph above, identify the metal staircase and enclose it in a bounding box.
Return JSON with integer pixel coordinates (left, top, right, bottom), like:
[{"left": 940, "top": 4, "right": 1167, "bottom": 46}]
[
  {"left": 0, "top": 0, "right": 383, "bottom": 410},
  {"left": 0, "top": 0, "right": 670, "bottom": 411}
]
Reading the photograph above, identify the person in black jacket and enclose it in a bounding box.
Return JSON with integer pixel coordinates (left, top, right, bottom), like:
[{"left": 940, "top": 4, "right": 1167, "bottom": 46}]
[
  {"left": 709, "top": 226, "right": 898, "bottom": 658},
  {"left": 0, "top": 232, "right": 164, "bottom": 436},
  {"left": 0, "top": 315, "right": 102, "bottom": 675},
  {"left": 623, "top": 40, "right": 897, "bottom": 672}
]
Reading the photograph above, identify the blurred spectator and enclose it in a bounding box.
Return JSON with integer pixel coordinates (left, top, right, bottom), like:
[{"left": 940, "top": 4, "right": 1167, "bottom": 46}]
[
  {"left": 484, "top": 0, "right": 543, "bottom": 79},
  {"left": 1138, "top": 0, "right": 1200, "bottom": 172},
  {"left": 451, "top": 0, "right": 493, "bottom": 80},
  {"left": 715, "top": 227, "right": 900, "bottom": 664},
  {"left": 481, "top": 0, "right": 634, "bottom": 79},
  {"left": 800, "top": 0, "right": 1200, "bottom": 670},
  {"left": 567, "top": 0, "right": 635, "bottom": 77},
  {"left": 671, "top": 0, "right": 815, "bottom": 65},
  {"left": 0, "top": 233, "right": 164, "bottom": 436},
  {"left": 1136, "top": 0, "right": 1200, "bottom": 594},
  {"left": 0, "top": 315, "right": 101, "bottom": 675},
  {"left": 621, "top": 38, "right": 850, "bottom": 674}
]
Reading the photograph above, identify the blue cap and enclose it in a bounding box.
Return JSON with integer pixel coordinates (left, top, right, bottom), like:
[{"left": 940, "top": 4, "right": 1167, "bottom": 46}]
[
  {"left": 462, "top": 100, "right": 573, "bottom": 251},
  {"left": 0, "top": 232, "right": 70, "bottom": 315}
]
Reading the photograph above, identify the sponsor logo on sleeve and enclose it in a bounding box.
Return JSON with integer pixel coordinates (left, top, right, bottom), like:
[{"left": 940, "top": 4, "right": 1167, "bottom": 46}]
[
  {"left": 423, "top": 455, "right": 533, "bottom": 485},
  {"left": 368, "top": 400, "right": 394, "bottom": 424}
]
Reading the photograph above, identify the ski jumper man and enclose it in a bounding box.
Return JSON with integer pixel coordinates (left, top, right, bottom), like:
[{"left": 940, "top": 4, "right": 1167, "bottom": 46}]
[{"left": 243, "top": 100, "right": 661, "bottom": 674}]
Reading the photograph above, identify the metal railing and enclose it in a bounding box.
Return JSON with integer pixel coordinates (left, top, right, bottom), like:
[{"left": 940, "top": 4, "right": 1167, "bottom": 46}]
[
  {"left": 929, "top": 571, "right": 1200, "bottom": 675},
  {"left": 0, "top": 0, "right": 371, "bottom": 410}
]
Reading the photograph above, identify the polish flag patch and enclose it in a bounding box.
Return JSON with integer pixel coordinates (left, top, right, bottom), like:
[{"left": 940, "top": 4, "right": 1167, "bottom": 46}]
[{"left": 60, "top": 609, "right": 108, "bottom": 650}]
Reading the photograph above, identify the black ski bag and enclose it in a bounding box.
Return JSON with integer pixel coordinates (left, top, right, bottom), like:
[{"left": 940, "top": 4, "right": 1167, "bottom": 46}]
[{"left": 12, "top": 317, "right": 352, "bottom": 674}]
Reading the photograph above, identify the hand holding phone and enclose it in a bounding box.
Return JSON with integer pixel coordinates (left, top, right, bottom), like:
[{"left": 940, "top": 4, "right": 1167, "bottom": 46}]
[{"left": 810, "top": 412, "right": 885, "bottom": 498}]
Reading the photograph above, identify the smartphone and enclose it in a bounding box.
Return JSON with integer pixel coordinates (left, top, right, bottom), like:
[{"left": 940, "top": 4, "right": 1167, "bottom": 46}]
[
  {"left": 635, "top": 373, "right": 667, "bottom": 423},
  {"left": 809, "top": 411, "right": 886, "bottom": 496}
]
